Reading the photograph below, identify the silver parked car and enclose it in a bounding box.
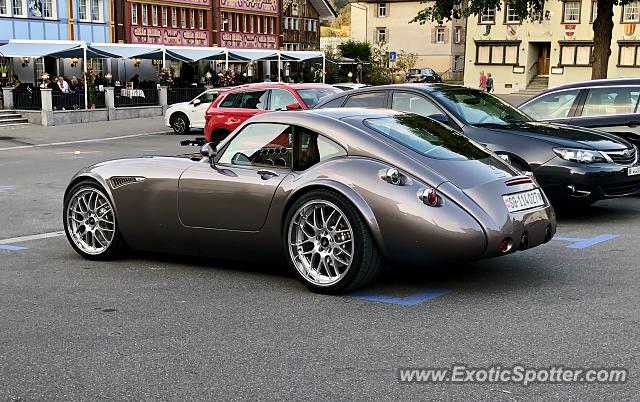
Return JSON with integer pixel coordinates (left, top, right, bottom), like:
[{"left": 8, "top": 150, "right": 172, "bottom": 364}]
[{"left": 64, "top": 109, "right": 556, "bottom": 294}]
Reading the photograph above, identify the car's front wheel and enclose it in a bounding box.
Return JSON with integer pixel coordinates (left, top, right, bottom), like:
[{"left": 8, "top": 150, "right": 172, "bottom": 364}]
[
  {"left": 171, "top": 113, "right": 190, "bottom": 134},
  {"left": 284, "top": 190, "right": 382, "bottom": 294},
  {"left": 63, "top": 180, "right": 126, "bottom": 260}
]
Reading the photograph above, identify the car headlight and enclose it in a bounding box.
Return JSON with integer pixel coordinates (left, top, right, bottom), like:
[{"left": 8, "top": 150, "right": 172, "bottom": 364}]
[{"left": 553, "top": 148, "right": 607, "bottom": 164}]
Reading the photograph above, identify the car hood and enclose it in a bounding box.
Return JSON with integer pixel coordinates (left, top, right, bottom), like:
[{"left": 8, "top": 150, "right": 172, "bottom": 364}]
[
  {"left": 167, "top": 101, "right": 190, "bottom": 110},
  {"left": 480, "top": 122, "right": 631, "bottom": 151}
]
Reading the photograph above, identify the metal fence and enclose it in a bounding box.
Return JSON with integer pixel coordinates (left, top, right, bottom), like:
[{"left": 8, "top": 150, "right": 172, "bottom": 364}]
[
  {"left": 115, "top": 88, "right": 160, "bottom": 108},
  {"left": 168, "top": 87, "right": 204, "bottom": 105},
  {"left": 13, "top": 89, "right": 42, "bottom": 110},
  {"left": 52, "top": 90, "right": 106, "bottom": 110}
]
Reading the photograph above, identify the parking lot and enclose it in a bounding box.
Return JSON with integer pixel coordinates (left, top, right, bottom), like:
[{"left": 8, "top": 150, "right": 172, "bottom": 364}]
[{"left": 1, "top": 118, "right": 639, "bottom": 400}]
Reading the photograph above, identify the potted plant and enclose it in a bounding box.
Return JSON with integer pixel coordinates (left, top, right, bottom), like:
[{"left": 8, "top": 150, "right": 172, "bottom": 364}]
[{"left": 84, "top": 69, "right": 96, "bottom": 109}]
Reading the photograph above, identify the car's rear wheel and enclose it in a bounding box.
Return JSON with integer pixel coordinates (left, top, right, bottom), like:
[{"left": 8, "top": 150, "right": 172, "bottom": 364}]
[
  {"left": 284, "top": 190, "right": 382, "bottom": 294},
  {"left": 63, "top": 181, "right": 126, "bottom": 260},
  {"left": 171, "top": 113, "right": 190, "bottom": 134}
]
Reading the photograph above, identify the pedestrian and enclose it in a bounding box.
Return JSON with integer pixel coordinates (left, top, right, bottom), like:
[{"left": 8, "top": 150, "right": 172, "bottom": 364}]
[
  {"left": 57, "top": 75, "right": 70, "bottom": 110},
  {"left": 486, "top": 73, "right": 494, "bottom": 93},
  {"left": 479, "top": 70, "right": 487, "bottom": 92},
  {"left": 10, "top": 74, "right": 22, "bottom": 89}
]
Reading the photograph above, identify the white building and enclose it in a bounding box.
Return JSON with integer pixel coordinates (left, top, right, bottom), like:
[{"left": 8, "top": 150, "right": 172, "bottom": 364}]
[
  {"left": 463, "top": 0, "right": 640, "bottom": 94},
  {"left": 349, "top": 0, "right": 466, "bottom": 74}
]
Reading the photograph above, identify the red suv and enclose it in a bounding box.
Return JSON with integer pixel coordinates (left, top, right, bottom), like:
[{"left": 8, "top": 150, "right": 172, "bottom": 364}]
[{"left": 204, "top": 83, "right": 340, "bottom": 143}]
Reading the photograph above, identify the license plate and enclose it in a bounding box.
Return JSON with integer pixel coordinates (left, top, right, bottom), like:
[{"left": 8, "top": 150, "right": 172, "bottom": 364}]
[
  {"left": 503, "top": 189, "right": 545, "bottom": 213},
  {"left": 628, "top": 166, "right": 640, "bottom": 176}
]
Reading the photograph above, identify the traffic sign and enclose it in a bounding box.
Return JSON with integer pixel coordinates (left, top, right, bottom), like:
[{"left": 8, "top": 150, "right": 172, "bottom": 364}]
[{"left": 389, "top": 51, "right": 397, "bottom": 62}]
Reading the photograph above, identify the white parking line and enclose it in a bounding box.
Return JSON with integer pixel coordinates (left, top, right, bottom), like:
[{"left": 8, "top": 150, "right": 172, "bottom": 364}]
[
  {"left": 0, "top": 131, "right": 170, "bottom": 151},
  {"left": 0, "top": 231, "right": 66, "bottom": 245}
]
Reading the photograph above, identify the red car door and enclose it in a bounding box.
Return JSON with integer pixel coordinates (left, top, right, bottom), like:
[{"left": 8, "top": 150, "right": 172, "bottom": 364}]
[{"left": 224, "top": 89, "right": 271, "bottom": 131}]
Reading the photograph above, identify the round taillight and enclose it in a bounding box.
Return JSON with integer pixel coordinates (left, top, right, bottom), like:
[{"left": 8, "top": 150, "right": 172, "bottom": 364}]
[
  {"left": 385, "top": 168, "right": 401, "bottom": 185},
  {"left": 422, "top": 188, "right": 439, "bottom": 207},
  {"left": 499, "top": 238, "right": 512, "bottom": 253}
]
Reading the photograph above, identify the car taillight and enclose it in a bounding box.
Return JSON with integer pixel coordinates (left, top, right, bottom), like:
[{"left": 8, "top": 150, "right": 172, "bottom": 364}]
[{"left": 421, "top": 188, "right": 440, "bottom": 207}]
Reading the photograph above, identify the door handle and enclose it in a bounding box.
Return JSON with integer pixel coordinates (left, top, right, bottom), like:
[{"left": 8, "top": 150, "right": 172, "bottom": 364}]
[
  {"left": 228, "top": 118, "right": 241, "bottom": 124},
  {"left": 257, "top": 169, "right": 279, "bottom": 179}
]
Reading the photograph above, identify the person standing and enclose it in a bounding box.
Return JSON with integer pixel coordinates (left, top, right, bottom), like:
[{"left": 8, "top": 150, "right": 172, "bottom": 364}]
[
  {"left": 486, "top": 73, "right": 494, "bottom": 93},
  {"left": 57, "top": 75, "right": 70, "bottom": 110},
  {"left": 479, "top": 71, "right": 487, "bottom": 91}
]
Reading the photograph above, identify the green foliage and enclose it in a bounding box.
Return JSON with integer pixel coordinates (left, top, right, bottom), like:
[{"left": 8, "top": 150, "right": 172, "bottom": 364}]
[
  {"left": 367, "top": 42, "right": 392, "bottom": 85},
  {"left": 411, "top": 0, "right": 544, "bottom": 24},
  {"left": 337, "top": 40, "right": 371, "bottom": 62},
  {"left": 332, "top": 5, "right": 351, "bottom": 28},
  {"left": 394, "top": 51, "right": 418, "bottom": 75}
]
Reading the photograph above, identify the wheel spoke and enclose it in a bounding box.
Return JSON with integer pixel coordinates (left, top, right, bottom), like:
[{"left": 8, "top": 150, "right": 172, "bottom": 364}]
[{"left": 66, "top": 187, "right": 116, "bottom": 255}]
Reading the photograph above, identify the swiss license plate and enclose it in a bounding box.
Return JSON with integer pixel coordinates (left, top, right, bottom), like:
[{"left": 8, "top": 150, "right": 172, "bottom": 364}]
[
  {"left": 628, "top": 166, "right": 640, "bottom": 176},
  {"left": 503, "top": 189, "right": 545, "bottom": 213}
]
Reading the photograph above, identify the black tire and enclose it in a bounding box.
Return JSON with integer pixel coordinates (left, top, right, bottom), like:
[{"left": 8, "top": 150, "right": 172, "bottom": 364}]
[
  {"left": 63, "top": 180, "right": 127, "bottom": 261},
  {"left": 283, "top": 189, "right": 383, "bottom": 294},
  {"left": 171, "top": 113, "right": 190, "bottom": 134}
]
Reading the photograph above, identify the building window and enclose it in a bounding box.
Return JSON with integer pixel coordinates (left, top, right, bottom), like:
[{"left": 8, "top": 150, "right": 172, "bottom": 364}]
[
  {"left": 181, "top": 8, "right": 186, "bottom": 28},
  {"left": 141, "top": 4, "right": 147, "bottom": 25},
  {"left": 376, "top": 28, "right": 386, "bottom": 43},
  {"left": 623, "top": 1, "right": 640, "bottom": 23},
  {"left": 221, "top": 12, "right": 228, "bottom": 31},
  {"left": 618, "top": 42, "right": 640, "bottom": 66},
  {"left": 480, "top": 7, "right": 495, "bottom": 24},
  {"left": 270, "top": 16, "right": 274, "bottom": 34},
  {"left": 13, "top": 0, "right": 27, "bottom": 16},
  {"left": 504, "top": 3, "right": 521, "bottom": 24},
  {"left": 563, "top": 0, "right": 581, "bottom": 23},
  {"left": 162, "top": 6, "right": 167, "bottom": 27},
  {"left": 454, "top": 26, "right": 463, "bottom": 43},
  {"left": 199, "top": 10, "right": 204, "bottom": 29},
  {"left": 43, "top": 0, "right": 54, "bottom": 18},
  {"left": 591, "top": 1, "right": 597, "bottom": 22},
  {"left": 131, "top": 3, "right": 137, "bottom": 25},
  {"left": 378, "top": 3, "right": 386, "bottom": 18},
  {"left": 152, "top": 5, "right": 158, "bottom": 26},
  {"left": 475, "top": 41, "right": 520, "bottom": 65},
  {"left": 87, "top": 58, "right": 104, "bottom": 76},
  {"left": 434, "top": 27, "right": 446, "bottom": 43},
  {"left": 171, "top": 7, "right": 177, "bottom": 28},
  {"left": 559, "top": 42, "right": 593, "bottom": 66},
  {"left": 90, "top": 0, "right": 100, "bottom": 21},
  {"left": 248, "top": 14, "right": 253, "bottom": 32},
  {"left": 189, "top": 9, "right": 194, "bottom": 29},
  {"left": 78, "top": 0, "right": 87, "bottom": 19}
]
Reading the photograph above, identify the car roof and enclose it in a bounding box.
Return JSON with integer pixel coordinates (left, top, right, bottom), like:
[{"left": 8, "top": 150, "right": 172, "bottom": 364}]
[
  {"left": 537, "top": 78, "right": 640, "bottom": 94},
  {"left": 325, "top": 83, "right": 467, "bottom": 94},
  {"left": 221, "top": 82, "right": 333, "bottom": 94},
  {"left": 302, "top": 107, "right": 404, "bottom": 120}
]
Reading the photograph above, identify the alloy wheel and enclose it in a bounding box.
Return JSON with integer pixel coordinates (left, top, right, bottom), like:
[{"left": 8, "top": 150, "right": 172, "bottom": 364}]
[{"left": 65, "top": 187, "right": 116, "bottom": 255}]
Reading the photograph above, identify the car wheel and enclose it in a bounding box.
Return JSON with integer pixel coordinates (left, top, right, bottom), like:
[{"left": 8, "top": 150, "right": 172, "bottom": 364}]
[
  {"left": 63, "top": 180, "right": 126, "bottom": 261},
  {"left": 171, "top": 113, "right": 190, "bottom": 134},
  {"left": 284, "top": 189, "right": 382, "bottom": 294}
]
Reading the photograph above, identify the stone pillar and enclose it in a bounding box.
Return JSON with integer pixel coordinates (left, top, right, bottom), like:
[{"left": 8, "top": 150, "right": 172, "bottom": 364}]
[
  {"left": 105, "top": 86, "right": 115, "bottom": 121},
  {"left": 40, "top": 88, "right": 54, "bottom": 127},
  {"left": 158, "top": 86, "right": 168, "bottom": 113},
  {"left": 2, "top": 87, "right": 14, "bottom": 110}
]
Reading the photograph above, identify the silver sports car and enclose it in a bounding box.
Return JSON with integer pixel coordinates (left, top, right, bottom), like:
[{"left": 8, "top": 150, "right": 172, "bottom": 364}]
[{"left": 64, "top": 109, "right": 556, "bottom": 294}]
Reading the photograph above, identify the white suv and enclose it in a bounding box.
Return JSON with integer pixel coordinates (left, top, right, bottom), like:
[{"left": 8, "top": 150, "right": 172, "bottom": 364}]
[{"left": 165, "top": 88, "right": 226, "bottom": 134}]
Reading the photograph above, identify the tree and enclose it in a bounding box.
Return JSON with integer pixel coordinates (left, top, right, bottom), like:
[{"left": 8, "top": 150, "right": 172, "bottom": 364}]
[
  {"left": 337, "top": 40, "right": 372, "bottom": 62},
  {"left": 411, "top": 0, "right": 631, "bottom": 80},
  {"left": 395, "top": 51, "right": 419, "bottom": 76}
]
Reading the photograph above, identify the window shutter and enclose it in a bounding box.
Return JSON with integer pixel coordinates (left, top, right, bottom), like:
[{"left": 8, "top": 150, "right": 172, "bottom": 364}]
[
  {"left": 431, "top": 27, "right": 436, "bottom": 44},
  {"left": 386, "top": 3, "right": 390, "bottom": 17},
  {"left": 444, "top": 28, "right": 450, "bottom": 44},
  {"left": 461, "top": 28, "right": 466, "bottom": 43}
]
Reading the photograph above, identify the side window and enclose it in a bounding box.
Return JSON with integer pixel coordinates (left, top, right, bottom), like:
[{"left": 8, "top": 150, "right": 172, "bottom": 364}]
[
  {"left": 391, "top": 92, "right": 441, "bottom": 117},
  {"left": 218, "top": 123, "right": 293, "bottom": 168},
  {"left": 294, "top": 127, "right": 346, "bottom": 171},
  {"left": 520, "top": 89, "right": 581, "bottom": 120},
  {"left": 238, "top": 90, "right": 268, "bottom": 110},
  {"left": 269, "top": 89, "right": 300, "bottom": 111},
  {"left": 219, "top": 92, "right": 240, "bottom": 108},
  {"left": 198, "top": 91, "right": 218, "bottom": 103},
  {"left": 318, "top": 96, "right": 346, "bottom": 108},
  {"left": 581, "top": 87, "right": 640, "bottom": 117},
  {"left": 343, "top": 92, "right": 387, "bottom": 108}
]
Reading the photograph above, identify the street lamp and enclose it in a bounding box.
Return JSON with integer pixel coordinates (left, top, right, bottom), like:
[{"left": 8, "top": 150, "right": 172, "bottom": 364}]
[
  {"left": 133, "top": 58, "right": 142, "bottom": 67},
  {"left": 70, "top": 57, "right": 79, "bottom": 68}
]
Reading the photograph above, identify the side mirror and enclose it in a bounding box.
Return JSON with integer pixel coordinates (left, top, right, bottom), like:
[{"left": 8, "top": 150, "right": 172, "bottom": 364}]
[
  {"left": 428, "top": 113, "right": 449, "bottom": 124},
  {"left": 285, "top": 102, "right": 302, "bottom": 111},
  {"left": 192, "top": 98, "right": 202, "bottom": 106},
  {"left": 201, "top": 143, "right": 217, "bottom": 168}
]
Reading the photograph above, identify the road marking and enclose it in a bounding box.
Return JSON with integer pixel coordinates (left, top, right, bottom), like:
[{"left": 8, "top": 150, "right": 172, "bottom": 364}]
[
  {"left": 0, "top": 245, "right": 28, "bottom": 251},
  {"left": 57, "top": 150, "right": 101, "bottom": 155},
  {"left": 553, "top": 234, "right": 620, "bottom": 249},
  {"left": 0, "top": 231, "right": 65, "bottom": 245},
  {"left": 0, "top": 131, "right": 171, "bottom": 151},
  {"left": 0, "top": 186, "right": 14, "bottom": 193},
  {"left": 347, "top": 289, "right": 450, "bottom": 306}
]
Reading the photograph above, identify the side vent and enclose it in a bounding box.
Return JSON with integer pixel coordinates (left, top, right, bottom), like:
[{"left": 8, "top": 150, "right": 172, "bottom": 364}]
[{"left": 110, "top": 176, "right": 145, "bottom": 189}]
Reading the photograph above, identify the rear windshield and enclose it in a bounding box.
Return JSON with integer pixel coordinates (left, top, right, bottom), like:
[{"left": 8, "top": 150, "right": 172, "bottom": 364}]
[
  {"left": 296, "top": 88, "right": 341, "bottom": 108},
  {"left": 363, "top": 115, "right": 490, "bottom": 161}
]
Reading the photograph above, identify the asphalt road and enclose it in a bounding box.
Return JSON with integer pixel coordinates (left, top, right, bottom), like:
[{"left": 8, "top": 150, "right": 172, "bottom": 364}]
[{"left": 1, "top": 118, "right": 639, "bottom": 400}]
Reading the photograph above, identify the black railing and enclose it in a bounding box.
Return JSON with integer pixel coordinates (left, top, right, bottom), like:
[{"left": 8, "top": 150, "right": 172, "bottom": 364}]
[
  {"left": 114, "top": 88, "right": 159, "bottom": 108},
  {"left": 168, "top": 87, "right": 204, "bottom": 105},
  {"left": 13, "top": 88, "right": 42, "bottom": 110},
  {"left": 52, "top": 90, "right": 106, "bottom": 110}
]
